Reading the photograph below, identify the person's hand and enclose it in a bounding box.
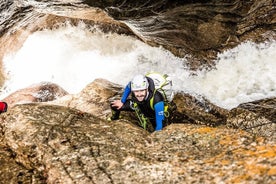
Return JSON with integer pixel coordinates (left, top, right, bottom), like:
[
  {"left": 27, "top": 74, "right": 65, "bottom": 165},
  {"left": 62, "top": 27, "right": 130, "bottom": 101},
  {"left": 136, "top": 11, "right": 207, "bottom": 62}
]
[{"left": 111, "top": 100, "right": 123, "bottom": 110}]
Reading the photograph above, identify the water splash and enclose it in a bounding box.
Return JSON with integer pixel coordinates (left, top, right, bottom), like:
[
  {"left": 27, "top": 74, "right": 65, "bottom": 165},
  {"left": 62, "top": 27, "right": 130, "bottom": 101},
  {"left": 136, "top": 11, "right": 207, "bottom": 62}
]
[
  {"left": 1, "top": 23, "right": 186, "bottom": 97},
  {"left": 189, "top": 40, "right": 276, "bottom": 109},
  {"left": 1, "top": 23, "right": 275, "bottom": 109}
]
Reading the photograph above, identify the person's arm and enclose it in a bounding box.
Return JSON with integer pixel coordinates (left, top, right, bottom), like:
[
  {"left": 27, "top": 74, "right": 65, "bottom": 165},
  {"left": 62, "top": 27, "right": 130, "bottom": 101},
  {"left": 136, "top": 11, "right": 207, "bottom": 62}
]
[
  {"left": 111, "top": 82, "right": 131, "bottom": 110},
  {"left": 154, "top": 101, "right": 165, "bottom": 131},
  {"left": 121, "top": 82, "right": 131, "bottom": 103}
]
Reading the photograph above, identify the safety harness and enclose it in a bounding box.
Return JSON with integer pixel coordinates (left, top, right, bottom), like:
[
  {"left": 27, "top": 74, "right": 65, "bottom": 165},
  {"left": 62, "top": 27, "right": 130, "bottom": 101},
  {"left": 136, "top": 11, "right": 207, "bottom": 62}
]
[
  {"left": 132, "top": 72, "right": 175, "bottom": 131},
  {"left": 132, "top": 102, "right": 148, "bottom": 130}
]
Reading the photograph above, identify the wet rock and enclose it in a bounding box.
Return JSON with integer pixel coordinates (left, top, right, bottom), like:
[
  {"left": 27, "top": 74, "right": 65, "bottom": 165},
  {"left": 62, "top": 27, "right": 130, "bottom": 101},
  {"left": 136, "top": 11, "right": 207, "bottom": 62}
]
[
  {"left": 2, "top": 82, "right": 68, "bottom": 107},
  {"left": 237, "top": 0, "right": 276, "bottom": 40},
  {"left": 49, "top": 78, "right": 229, "bottom": 127},
  {"left": 1, "top": 106, "right": 275, "bottom": 183},
  {"left": 226, "top": 97, "right": 276, "bottom": 140},
  {"left": 98, "top": 0, "right": 276, "bottom": 68},
  {"left": 173, "top": 92, "right": 229, "bottom": 126},
  {"left": 48, "top": 78, "right": 123, "bottom": 118},
  {"left": 0, "top": 5, "right": 135, "bottom": 86},
  {"left": 1, "top": 0, "right": 275, "bottom": 81}
]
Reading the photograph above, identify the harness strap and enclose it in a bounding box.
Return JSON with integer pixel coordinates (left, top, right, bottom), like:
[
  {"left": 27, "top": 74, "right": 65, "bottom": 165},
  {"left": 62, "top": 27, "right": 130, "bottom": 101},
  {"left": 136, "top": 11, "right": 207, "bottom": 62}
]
[
  {"left": 132, "top": 102, "right": 148, "bottom": 129},
  {"left": 150, "top": 90, "right": 170, "bottom": 118},
  {"left": 149, "top": 89, "right": 156, "bottom": 110}
]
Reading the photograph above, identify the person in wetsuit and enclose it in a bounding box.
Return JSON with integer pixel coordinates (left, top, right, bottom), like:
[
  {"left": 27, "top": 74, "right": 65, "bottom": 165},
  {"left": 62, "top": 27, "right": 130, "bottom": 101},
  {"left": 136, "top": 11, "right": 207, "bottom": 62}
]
[{"left": 109, "top": 74, "right": 165, "bottom": 131}]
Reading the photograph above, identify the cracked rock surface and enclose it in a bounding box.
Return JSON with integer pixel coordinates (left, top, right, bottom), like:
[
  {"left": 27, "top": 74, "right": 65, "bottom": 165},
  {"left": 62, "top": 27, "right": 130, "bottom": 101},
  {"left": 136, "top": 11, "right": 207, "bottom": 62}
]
[{"left": 0, "top": 79, "right": 275, "bottom": 183}]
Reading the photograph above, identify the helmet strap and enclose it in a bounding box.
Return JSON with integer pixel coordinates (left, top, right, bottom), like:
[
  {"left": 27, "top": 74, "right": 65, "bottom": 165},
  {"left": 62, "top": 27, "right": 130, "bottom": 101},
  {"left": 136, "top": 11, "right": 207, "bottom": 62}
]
[{"left": 144, "top": 89, "right": 149, "bottom": 101}]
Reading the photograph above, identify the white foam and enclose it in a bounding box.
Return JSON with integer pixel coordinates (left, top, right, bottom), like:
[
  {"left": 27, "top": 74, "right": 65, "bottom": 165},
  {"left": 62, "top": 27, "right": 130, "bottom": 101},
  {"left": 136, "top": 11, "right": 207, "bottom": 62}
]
[
  {"left": 188, "top": 41, "right": 276, "bottom": 109},
  {"left": 1, "top": 23, "right": 185, "bottom": 97},
  {"left": 1, "top": 23, "right": 275, "bottom": 109}
]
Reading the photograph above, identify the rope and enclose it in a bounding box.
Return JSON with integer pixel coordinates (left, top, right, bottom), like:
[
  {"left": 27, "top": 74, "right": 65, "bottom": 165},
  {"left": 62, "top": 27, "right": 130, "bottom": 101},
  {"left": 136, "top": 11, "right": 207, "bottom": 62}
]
[{"left": 132, "top": 102, "right": 148, "bottom": 129}]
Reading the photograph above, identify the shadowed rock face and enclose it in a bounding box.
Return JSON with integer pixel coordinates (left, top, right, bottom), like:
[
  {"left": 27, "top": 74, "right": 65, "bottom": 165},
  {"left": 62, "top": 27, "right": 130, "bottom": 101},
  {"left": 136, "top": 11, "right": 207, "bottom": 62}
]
[
  {"left": 0, "top": 79, "right": 275, "bottom": 183},
  {"left": 84, "top": 0, "right": 276, "bottom": 68},
  {"left": 0, "top": 0, "right": 275, "bottom": 77}
]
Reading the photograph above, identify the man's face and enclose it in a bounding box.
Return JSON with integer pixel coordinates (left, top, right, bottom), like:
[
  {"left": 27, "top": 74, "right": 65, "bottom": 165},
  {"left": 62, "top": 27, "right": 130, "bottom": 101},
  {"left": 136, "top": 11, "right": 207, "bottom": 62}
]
[{"left": 133, "top": 89, "right": 147, "bottom": 102}]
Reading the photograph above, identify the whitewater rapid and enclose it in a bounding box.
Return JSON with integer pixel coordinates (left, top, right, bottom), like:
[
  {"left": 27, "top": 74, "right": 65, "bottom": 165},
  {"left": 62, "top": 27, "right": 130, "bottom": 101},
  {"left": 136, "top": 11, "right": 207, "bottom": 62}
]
[{"left": 1, "top": 23, "right": 275, "bottom": 109}]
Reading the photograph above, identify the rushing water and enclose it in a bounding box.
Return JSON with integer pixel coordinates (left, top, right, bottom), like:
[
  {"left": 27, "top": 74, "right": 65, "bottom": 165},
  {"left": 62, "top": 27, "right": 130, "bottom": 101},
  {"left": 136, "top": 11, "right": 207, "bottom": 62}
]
[{"left": 1, "top": 23, "right": 275, "bottom": 109}]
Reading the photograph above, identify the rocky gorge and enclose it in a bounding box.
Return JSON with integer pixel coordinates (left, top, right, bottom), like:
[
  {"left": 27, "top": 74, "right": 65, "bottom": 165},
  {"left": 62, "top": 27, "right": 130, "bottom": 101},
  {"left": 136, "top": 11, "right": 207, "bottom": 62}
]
[{"left": 0, "top": 0, "right": 275, "bottom": 183}]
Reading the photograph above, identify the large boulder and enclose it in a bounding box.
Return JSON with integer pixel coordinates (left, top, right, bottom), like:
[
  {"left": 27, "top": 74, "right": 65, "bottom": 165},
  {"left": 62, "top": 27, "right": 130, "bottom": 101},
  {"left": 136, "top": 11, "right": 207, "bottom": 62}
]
[
  {"left": 227, "top": 97, "right": 276, "bottom": 140},
  {"left": 2, "top": 82, "right": 68, "bottom": 107},
  {"left": 1, "top": 103, "right": 275, "bottom": 183},
  {"left": 49, "top": 78, "right": 229, "bottom": 127},
  {"left": 0, "top": 78, "right": 275, "bottom": 183},
  {"left": 173, "top": 92, "right": 229, "bottom": 126}
]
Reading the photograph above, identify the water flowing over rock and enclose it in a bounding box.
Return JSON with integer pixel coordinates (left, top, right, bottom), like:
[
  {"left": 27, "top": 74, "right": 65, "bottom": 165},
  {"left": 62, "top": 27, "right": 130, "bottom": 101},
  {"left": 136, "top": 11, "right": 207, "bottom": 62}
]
[
  {"left": 0, "top": 0, "right": 275, "bottom": 183},
  {"left": 0, "top": 0, "right": 134, "bottom": 85},
  {"left": 0, "top": 0, "right": 275, "bottom": 75},
  {"left": 85, "top": 0, "right": 276, "bottom": 68}
]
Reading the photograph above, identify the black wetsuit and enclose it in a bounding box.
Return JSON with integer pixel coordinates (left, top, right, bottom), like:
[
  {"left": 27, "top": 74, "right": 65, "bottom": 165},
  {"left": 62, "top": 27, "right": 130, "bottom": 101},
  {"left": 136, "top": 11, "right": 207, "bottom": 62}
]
[{"left": 111, "top": 77, "right": 165, "bottom": 130}]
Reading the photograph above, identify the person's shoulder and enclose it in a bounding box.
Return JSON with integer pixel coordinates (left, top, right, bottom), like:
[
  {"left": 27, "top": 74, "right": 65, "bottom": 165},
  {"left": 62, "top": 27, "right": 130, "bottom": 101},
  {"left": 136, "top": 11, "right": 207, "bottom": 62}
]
[
  {"left": 154, "top": 90, "right": 164, "bottom": 101},
  {"left": 146, "top": 76, "right": 155, "bottom": 92}
]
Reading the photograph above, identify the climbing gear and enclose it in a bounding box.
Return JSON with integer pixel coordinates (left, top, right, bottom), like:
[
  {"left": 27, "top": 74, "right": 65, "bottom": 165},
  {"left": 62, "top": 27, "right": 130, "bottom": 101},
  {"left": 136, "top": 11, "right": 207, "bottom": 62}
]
[
  {"left": 107, "top": 110, "right": 120, "bottom": 121},
  {"left": 146, "top": 72, "right": 174, "bottom": 102},
  {"left": 131, "top": 102, "right": 149, "bottom": 130},
  {"left": 131, "top": 74, "right": 149, "bottom": 91},
  {"left": 146, "top": 72, "right": 175, "bottom": 117}
]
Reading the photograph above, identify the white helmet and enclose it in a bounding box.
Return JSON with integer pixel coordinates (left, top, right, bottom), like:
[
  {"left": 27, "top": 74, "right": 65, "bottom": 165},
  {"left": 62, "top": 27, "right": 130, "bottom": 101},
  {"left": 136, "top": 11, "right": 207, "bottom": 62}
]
[{"left": 131, "top": 74, "right": 149, "bottom": 91}]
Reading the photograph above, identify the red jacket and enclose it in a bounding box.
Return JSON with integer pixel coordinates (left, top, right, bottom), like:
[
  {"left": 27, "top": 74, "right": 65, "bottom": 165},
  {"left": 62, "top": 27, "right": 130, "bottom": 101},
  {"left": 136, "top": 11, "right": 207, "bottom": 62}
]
[{"left": 0, "top": 102, "right": 7, "bottom": 113}]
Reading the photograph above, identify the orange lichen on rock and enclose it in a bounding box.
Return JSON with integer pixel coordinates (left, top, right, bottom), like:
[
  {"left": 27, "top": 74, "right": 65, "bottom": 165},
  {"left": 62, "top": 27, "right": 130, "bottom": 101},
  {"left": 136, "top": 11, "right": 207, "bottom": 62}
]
[
  {"left": 220, "top": 159, "right": 231, "bottom": 165},
  {"left": 230, "top": 174, "right": 252, "bottom": 183},
  {"left": 232, "top": 145, "right": 276, "bottom": 159},
  {"left": 230, "top": 163, "right": 273, "bottom": 183},
  {"left": 187, "top": 126, "right": 216, "bottom": 135},
  {"left": 218, "top": 134, "right": 241, "bottom": 147},
  {"left": 267, "top": 166, "right": 276, "bottom": 176},
  {"left": 195, "top": 127, "right": 215, "bottom": 134},
  {"left": 255, "top": 145, "right": 276, "bottom": 158}
]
